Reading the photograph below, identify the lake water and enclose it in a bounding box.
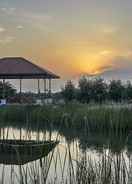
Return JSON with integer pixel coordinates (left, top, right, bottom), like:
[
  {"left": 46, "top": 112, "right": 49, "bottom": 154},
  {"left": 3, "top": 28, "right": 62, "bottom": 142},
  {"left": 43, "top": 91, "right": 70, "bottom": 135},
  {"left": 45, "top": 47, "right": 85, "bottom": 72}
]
[{"left": 0, "top": 126, "right": 132, "bottom": 184}]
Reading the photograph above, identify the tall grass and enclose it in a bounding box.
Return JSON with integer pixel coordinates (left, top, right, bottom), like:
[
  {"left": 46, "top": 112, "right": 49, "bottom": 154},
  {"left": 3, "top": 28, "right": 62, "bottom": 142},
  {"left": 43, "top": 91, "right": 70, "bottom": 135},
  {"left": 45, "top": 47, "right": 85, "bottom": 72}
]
[
  {"left": 76, "top": 151, "right": 129, "bottom": 184},
  {"left": 0, "top": 103, "right": 132, "bottom": 183},
  {"left": 0, "top": 142, "right": 131, "bottom": 184},
  {"left": 0, "top": 103, "right": 132, "bottom": 135}
]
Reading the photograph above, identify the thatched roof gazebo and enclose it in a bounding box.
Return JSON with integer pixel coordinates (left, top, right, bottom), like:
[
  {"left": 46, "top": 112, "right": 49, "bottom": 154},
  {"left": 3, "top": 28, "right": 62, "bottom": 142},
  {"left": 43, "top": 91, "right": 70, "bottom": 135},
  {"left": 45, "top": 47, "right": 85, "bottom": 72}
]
[{"left": 0, "top": 57, "right": 60, "bottom": 103}]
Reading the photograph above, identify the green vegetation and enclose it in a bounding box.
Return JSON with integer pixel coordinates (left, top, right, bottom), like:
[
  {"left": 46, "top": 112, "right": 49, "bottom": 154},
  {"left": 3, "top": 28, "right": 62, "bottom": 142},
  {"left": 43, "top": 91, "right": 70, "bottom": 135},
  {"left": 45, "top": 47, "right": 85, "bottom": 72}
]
[
  {"left": 76, "top": 151, "right": 129, "bottom": 184},
  {"left": 61, "top": 80, "right": 76, "bottom": 102},
  {"left": 0, "top": 81, "right": 16, "bottom": 99},
  {"left": 62, "top": 77, "right": 132, "bottom": 103},
  {"left": 0, "top": 103, "right": 132, "bottom": 136},
  {"left": 0, "top": 140, "right": 130, "bottom": 184},
  {"left": 0, "top": 103, "right": 132, "bottom": 183}
]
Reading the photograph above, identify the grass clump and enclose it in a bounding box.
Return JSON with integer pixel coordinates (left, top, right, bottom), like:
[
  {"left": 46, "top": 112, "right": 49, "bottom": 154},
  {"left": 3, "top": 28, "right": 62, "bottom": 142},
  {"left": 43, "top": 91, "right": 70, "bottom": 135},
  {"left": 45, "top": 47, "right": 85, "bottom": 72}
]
[{"left": 0, "top": 103, "right": 132, "bottom": 136}]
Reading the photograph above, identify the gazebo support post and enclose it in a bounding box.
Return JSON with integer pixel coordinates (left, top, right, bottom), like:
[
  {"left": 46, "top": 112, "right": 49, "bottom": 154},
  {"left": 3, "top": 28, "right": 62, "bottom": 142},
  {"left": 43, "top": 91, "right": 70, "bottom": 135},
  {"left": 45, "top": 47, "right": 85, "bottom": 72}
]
[
  {"left": 49, "top": 79, "right": 51, "bottom": 97},
  {"left": 2, "top": 79, "right": 5, "bottom": 99},
  {"left": 0, "top": 58, "right": 59, "bottom": 104},
  {"left": 38, "top": 79, "right": 40, "bottom": 97},
  {"left": 43, "top": 79, "right": 46, "bottom": 101},
  {"left": 19, "top": 79, "right": 22, "bottom": 103}
]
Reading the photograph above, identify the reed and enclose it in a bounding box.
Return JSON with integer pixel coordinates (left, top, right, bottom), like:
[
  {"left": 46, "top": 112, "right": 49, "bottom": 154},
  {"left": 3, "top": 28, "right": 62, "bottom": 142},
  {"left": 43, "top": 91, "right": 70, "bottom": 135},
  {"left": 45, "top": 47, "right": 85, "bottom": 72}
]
[
  {"left": 75, "top": 151, "right": 129, "bottom": 184},
  {"left": 0, "top": 143, "right": 131, "bottom": 184},
  {"left": 0, "top": 103, "right": 132, "bottom": 183},
  {"left": 0, "top": 103, "right": 132, "bottom": 135}
]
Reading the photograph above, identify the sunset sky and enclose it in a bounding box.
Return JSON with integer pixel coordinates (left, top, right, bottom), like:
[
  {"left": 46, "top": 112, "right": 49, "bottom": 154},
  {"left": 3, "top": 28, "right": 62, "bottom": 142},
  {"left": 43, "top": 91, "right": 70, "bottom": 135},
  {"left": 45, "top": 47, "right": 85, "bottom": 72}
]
[{"left": 0, "top": 0, "right": 132, "bottom": 91}]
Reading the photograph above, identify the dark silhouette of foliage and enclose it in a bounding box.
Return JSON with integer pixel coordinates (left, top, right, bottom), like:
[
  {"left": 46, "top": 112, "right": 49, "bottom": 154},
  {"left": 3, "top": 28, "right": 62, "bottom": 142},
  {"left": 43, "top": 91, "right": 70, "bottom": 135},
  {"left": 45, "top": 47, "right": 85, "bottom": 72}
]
[
  {"left": 78, "top": 76, "right": 93, "bottom": 103},
  {"left": 0, "top": 81, "right": 16, "bottom": 99},
  {"left": 108, "top": 80, "right": 125, "bottom": 102},
  {"left": 91, "top": 78, "right": 108, "bottom": 103},
  {"left": 61, "top": 80, "right": 76, "bottom": 102},
  {"left": 61, "top": 77, "right": 132, "bottom": 103},
  {"left": 78, "top": 77, "right": 107, "bottom": 103},
  {"left": 125, "top": 81, "right": 132, "bottom": 101}
]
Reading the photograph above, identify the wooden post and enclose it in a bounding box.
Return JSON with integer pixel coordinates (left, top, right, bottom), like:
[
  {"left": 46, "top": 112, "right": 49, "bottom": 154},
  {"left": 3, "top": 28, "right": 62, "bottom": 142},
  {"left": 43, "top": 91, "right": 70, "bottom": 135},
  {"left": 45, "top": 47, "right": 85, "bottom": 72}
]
[
  {"left": 19, "top": 79, "right": 22, "bottom": 103},
  {"left": 49, "top": 79, "right": 51, "bottom": 97},
  {"left": 2, "top": 79, "right": 5, "bottom": 99},
  {"left": 44, "top": 79, "right": 46, "bottom": 97},
  {"left": 20, "top": 79, "right": 22, "bottom": 94},
  {"left": 38, "top": 79, "right": 40, "bottom": 96},
  {"left": 44, "top": 79, "right": 47, "bottom": 94}
]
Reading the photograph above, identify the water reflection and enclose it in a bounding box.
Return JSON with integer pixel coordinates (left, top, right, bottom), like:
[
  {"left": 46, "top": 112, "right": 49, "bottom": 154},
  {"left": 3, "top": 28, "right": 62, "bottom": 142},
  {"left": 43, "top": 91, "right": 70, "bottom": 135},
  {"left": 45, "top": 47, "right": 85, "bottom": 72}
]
[
  {"left": 0, "top": 123, "right": 131, "bottom": 183},
  {"left": 0, "top": 121, "right": 131, "bottom": 153}
]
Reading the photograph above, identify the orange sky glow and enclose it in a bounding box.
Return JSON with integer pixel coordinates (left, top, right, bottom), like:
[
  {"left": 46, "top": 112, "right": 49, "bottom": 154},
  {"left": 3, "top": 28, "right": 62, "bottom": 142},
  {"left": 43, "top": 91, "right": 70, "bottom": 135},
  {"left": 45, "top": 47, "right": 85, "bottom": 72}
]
[{"left": 0, "top": 0, "right": 132, "bottom": 90}]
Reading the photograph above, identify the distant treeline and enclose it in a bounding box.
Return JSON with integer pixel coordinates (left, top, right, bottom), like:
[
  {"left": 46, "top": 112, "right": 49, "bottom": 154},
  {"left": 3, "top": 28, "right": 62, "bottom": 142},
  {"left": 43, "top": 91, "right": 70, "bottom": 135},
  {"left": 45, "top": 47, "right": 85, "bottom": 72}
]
[{"left": 61, "top": 77, "right": 132, "bottom": 103}]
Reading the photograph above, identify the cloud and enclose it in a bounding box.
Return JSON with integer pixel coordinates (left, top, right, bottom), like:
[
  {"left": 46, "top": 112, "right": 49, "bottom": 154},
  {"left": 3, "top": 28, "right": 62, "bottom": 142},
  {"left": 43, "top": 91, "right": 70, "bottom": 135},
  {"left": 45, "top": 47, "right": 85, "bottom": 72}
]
[
  {"left": 101, "top": 56, "right": 132, "bottom": 80},
  {"left": 1, "top": 7, "right": 53, "bottom": 32},
  {"left": 1, "top": 7, "right": 16, "bottom": 15},
  {"left": 0, "top": 27, "right": 6, "bottom": 33},
  {"left": 80, "top": 64, "right": 113, "bottom": 77},
  {"left": 18, "top": 12, "right": 53, "bottom": 31},
  {"left": 101, "top": 25, "right": 118, "bottom": 34},
  {"left": 24, "top": 13, "right": 52, "bottom": 22},
  {"left": 0, "top": 36, "right": 15, "bottom": 44},
  {"left": 99, "top": 50, "right": 112, "bottom": 56},
  {"left": 16, "top": 25, "right": 24, "bottom": 30}
]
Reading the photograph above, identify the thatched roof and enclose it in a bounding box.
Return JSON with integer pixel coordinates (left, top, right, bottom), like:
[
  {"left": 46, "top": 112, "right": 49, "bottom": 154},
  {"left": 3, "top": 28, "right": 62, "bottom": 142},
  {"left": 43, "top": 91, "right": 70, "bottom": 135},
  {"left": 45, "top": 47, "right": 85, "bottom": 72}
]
[{"left": 0, "top": 57, "right": 60, "bottom": 79}]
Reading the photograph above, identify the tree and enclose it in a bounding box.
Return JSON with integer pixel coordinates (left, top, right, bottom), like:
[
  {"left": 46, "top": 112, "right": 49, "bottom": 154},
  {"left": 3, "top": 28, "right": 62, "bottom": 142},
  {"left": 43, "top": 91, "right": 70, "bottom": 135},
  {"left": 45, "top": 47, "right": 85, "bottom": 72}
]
[
  {"left": 92, "top": 78, "right": 108, "bottom": 103},
  {"left": 78, "top": 76, "right": 93, "bottom": 103},
  {"left": 78, "top": 77, "right": 108, "bottom": 103},
  {"left": 61, "top": 80, "right": 76, "bottom": 102},
  {"left": 125, "top": 81, "right": 132, "bottom": 100},
  {"left": 0, "top": 81, "right": 16, "bottom": 99},
  {"left": 62, "top": 77, "right": 132, "bottom": 104},
  {"left": 108, "top": 80, "right": 124, "bottom": 102}
]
